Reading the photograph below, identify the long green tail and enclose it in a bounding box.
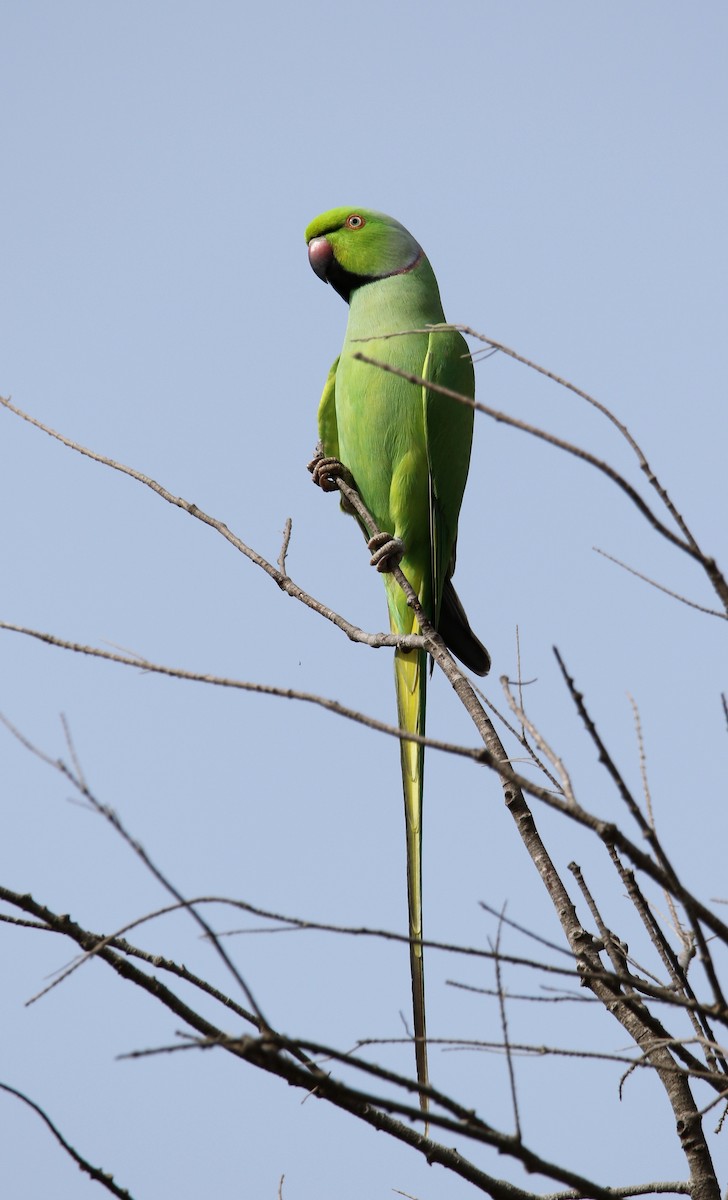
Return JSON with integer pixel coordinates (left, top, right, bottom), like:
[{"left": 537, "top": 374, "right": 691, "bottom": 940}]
[{"left": 394, "top": 640, "right": 428, "bottom": 1118}]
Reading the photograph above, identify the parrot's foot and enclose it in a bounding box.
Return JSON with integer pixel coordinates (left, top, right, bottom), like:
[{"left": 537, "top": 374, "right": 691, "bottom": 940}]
[
  {"left": 308, "top": 450, "right": 349, "bottom": 493},
  {"left": 367, "top": 530, "right": 405, "bottom": 573}
]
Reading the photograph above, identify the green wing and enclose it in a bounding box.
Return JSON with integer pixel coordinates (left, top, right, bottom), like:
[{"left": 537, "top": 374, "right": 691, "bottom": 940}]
[
  {"left": 423, "top": 328, "right": 474, "bottom": 618},
  {"left": 317, "top": 355, "right": 340, "bottom": 459},
  {"left": 424, "top": 330, "right": 489, "bottom": 676}
]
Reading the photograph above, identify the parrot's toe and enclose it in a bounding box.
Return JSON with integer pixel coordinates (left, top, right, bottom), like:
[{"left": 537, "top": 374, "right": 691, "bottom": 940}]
[
  {"left": 308, "top": 453, "right": 346, "bottom": 493},
  {"left": 367, "top": 531, "right": 405, "bottom": 573}
]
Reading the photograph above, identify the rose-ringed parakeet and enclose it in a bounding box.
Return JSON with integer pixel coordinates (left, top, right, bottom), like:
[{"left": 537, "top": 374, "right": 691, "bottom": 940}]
[{"left": 306, "top": 207, "right": 489, "bottom": 1115}]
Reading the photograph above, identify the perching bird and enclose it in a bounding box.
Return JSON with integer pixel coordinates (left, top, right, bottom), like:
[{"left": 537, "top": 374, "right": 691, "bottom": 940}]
[{"left": 306, "top": 207, "right": 489, "bottom": 1116}]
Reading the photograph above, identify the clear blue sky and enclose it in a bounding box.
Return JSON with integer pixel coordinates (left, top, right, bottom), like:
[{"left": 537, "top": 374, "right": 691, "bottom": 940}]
[{"left": 2, "top": 3, "right": 727, "bottom": 1197}]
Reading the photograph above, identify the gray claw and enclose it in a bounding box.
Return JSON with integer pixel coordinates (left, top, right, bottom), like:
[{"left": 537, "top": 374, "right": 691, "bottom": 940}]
[
  {"left": 367, "top": 531, "right": 405, "bottom": 573},
  {"left": 309, "top": 454, "right": 345, "bottom": 493}
]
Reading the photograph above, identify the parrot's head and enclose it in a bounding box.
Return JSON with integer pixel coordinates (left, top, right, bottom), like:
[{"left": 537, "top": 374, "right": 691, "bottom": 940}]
[{"left": 305, "top": 207, "right": 423, "bottom": 303}]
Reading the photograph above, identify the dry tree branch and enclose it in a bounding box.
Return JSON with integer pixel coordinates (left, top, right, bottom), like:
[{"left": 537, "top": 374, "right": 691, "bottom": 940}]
[
  {"left": 350, "top": 350, "right": 728, "bottom": 614},
  {"left": 0, "top": 1082, "right": 134, "bottom": 1199},
  {"left": 216, "top": 899, "right": 581, "bottom": 976},
  {"left": 593, "top": 548, "right": 726, "bottom": 618},
  {"left": 119, "top": 1032, "right": 636, "bottom": 1200},
  {"left": 354, "top": 324, "right": 728, "bottom": 615},
  {"left": 313, "top": 469, "right": 721, "bottom": 1196},
  {"left": 492, "top": 910, "right": 522, "bottom": 1139},
  {"left": 5, "top": 686, "right": 724, "bottom": 1190},
  {"left": 546, "top": 1183, "right": 694, "bottom": 1200},
  {"left": 545, "top": 1186, "right": 691, "bottom": 1200},
  {"left": 455, "top": 326, "right": 696, "bottom": 549},
  {"left": 566, "top": 863, "right": 726, "bottom": 1119},
  {"left": 9, "top": 875, "right": 723, "bottom": 1033},
  {"left": 0, "top": 888, "right": 626, "bottom": 1200},
  {"left": 3, "top": 693, "right": 653, "bottom": 1195},
  {"left": 447, "top": 980, "right": 595, "bottom": 1006},
  {"left": 370, "top": 1034, "right": 727, "bottom": 1089},
  {"left": 455, "top": 682, "right": 728, "bottom": 956},
  {"left": 495, "top": 628, "right": 564, "bottom": 793},
  {"left": 351, "top": 354, "right": 698, "bottom": 560},
  {"left": 3, "top": 622, "right": 727, "bottom": 954},
  {"left": 353, "top": 323, "right": 693, "bottom": 547},
  {"left": 0, "top": 395, "right": 423, "bottom": 655},
  {"left": 0, "top": 637, "right": 476, "bottom": 762},
  {"left": 0, "top": 712, "right": 268, "bottom": 1026},
  {"left": 0, "top": 893, "right": 262, "bottom": 1028},
  {"left": 499, "top": 674, "right": 579, "bottom": 809},
  {"left": 5, "top": 606, "right": 726, "bottom": 956},
  {"left": 606, "top": 846, "right": 726, "bottom": 1080},
  {"left": 453, "top": 959, "right": 728, "bottom": 1030},
  {"left": 277, "top": 516, "right": 292, "bottom": 573},
  {"left": 2, "top": 394, "right": 725, "bottom": 945},
  {"left": 553, "top": 650, "right": 728, "bottom": 1017},
  {"left": 1, "top": 882, "right": 588, "bottom": 999},
  {"left": 2, "top": 377, "right": 725, "bottom": 1194}
]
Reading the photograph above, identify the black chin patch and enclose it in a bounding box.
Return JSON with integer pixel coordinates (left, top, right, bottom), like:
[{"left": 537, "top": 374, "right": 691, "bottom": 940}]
[{"left": 326, "top": 258, "right": 379, "bottom": 304}]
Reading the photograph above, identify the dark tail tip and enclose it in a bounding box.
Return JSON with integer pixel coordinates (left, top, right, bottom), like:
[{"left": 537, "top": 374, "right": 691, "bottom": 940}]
[{"left": 439, "top": 579, "right": 490, "bottom": 676}]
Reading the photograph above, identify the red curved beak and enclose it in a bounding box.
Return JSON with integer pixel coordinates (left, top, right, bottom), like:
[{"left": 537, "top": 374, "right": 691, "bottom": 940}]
[{"left": 307, "top": 236, "right": 334, "bottom": 282}]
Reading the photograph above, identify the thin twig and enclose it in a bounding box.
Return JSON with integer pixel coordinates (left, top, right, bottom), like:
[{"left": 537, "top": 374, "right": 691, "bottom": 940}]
[
  {"left": 0, "top": 1082, "right": 133, "bottom": 1198},
  {"left": 554, "top": 649, "right": 728, "bottom": 1018},
  {"left": 1, "top": 713, "right": 269, "bottom": 1027},
  {"left": 594, "top": 548, "right": 726, "bottom": 619},
  {"left": 278, "top": 517, "right": 293, "bottom": 573},
  {"left": 493, "top": 909, "right": 521, "bottom": 1138},
  {"left": 0, "top": 395, "right": 424, "bottom": 652},
  {"left": 351, "top": 355, "right": 703, "bottom": 566},
  {"left": 349, "top": 351, "right": 728, "bottom": 614},
  {"left": 0, "top": 640, "right": 476, "bottom": 762}
]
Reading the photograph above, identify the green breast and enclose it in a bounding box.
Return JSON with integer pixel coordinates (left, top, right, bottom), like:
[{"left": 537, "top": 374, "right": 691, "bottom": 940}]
[{"left": 335, "top": 265, "right": 444, "bottom": 540}]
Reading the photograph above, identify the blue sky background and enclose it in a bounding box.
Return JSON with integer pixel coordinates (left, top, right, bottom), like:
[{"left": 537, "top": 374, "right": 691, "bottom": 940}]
[{"left": 2, "top": 3, "right": 727, "bottom": 1197}]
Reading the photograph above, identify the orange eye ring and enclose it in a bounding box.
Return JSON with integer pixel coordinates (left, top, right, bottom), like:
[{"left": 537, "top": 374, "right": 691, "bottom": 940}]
[{"left": 346, "top": 214, "right": 365, "bottom": 229}]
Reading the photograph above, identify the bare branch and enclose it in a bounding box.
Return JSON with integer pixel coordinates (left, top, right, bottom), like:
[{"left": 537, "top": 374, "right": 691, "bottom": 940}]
[
  {"left": 594, "top": 548, "right": 726, "bottom": 619},
  {"left": 0, "top": 713, "right": 268, "bottom": 1026},
  {"left": 492, "top": 910, "right": 522, "bottom": 1138},
  {"left": 456, "top": 326, "right": 698, "bottom": 549},
  {"left": 0, "top": 1082, "right": 134, "bottom": 1199},
  {"left": 3, "top": 359, "right": 726, "bottom": 1197},
  {"left": 277, "top": 516, "right": 293, "bottom": 573},
  {"left": 351, "top": 354, "right": 701, "bottom": 562},
  {"left": 0, "top": 640, "right": 478, "bottom": 763},
  {"left": 0, "top": 395, "right": 424, "bottom": 653},
  {"left": 349, "top": 351, "right": 728, "bottom": 614},
  {"left": 554, "top": 649, "right": 728, "bottom": 1014}
]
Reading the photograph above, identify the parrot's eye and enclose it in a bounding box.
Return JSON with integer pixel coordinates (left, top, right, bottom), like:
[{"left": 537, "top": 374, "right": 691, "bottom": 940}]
[{"left": 346, "top": 214, "right": 364, "bottom": 229}]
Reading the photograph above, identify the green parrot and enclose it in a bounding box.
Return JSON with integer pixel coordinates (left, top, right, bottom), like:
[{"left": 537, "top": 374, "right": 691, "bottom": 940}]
[{"left": 305, "top": 206, "right": 489, "bottom": 1115}]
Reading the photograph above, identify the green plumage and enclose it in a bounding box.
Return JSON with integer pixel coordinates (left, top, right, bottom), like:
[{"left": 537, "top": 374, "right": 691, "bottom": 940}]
[{"left": 306, "top": 207, "right": 489, "bottom": 1117}]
